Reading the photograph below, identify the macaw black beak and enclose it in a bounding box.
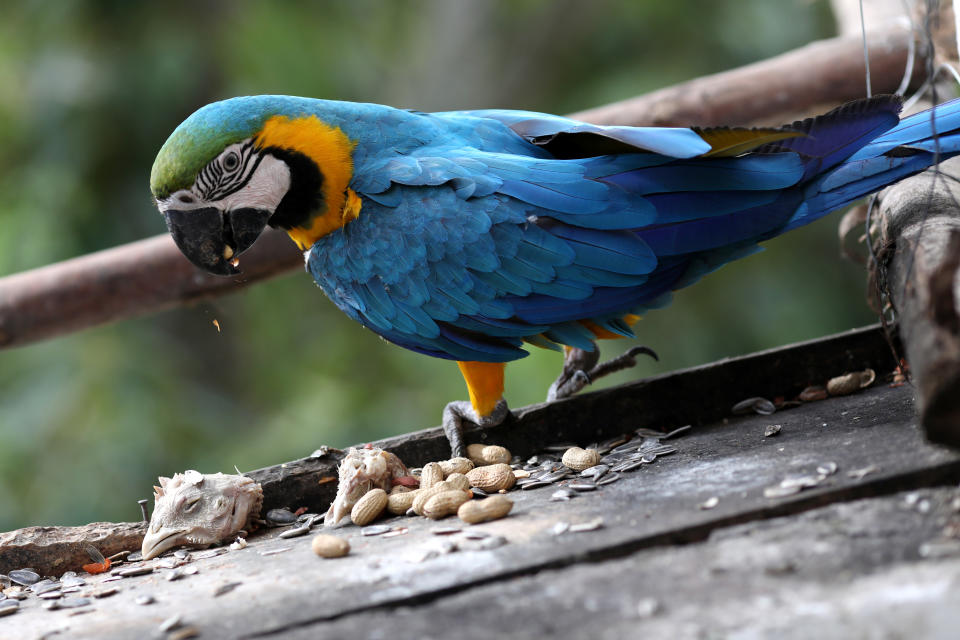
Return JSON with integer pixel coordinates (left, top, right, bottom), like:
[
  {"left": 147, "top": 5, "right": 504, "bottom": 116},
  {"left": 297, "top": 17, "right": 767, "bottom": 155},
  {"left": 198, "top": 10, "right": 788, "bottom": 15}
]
[{"left": 163, "top": 207, "right": 271, "bottom": 276}]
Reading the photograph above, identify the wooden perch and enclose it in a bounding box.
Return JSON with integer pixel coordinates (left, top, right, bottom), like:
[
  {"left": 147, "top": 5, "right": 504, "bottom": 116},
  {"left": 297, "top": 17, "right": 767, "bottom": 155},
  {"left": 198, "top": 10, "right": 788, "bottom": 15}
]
[
  {"left": 0, "top": 22, "right": 925, "bottom": 350},
  {"left": 570, "top": 22, "right": 922, "bottom": 127},
  {"left": 878, "top": 159, "right": 960, "bottom": 446},
  {"left": 0, "top": 230, "right": 303, "bottom": 348}
]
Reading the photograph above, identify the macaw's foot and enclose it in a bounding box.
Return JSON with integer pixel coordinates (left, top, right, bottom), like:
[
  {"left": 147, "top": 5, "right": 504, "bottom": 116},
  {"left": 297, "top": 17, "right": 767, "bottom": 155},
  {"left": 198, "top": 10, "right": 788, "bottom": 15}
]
[
  {"left": 442, "top": 399, "right": 510, "bottom": 458},
  {"left": 547, "top": 345, "right": 658, "bottom": 401}
]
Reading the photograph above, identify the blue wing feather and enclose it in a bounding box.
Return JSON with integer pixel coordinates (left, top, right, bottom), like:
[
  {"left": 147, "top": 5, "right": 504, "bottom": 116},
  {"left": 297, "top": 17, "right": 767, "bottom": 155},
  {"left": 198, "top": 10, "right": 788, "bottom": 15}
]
[{"left": 295, "top": 94, "right": 960, "bottom": 362}]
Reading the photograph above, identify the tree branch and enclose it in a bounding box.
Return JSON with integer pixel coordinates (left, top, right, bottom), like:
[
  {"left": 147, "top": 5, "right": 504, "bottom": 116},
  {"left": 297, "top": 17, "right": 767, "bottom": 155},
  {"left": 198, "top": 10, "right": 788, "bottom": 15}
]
[{"left": 0, "top": 23, "right": 925, "bottom": 350}]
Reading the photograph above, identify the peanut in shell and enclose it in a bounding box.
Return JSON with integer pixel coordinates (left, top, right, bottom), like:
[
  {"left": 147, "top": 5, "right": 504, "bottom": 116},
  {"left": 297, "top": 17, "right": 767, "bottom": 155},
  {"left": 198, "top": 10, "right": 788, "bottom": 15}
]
[
  {"left": 458, "top": 495, "right": 513, "bottom": 524},
  {"left": 466, "top": 444, "right": 512, "bottom": 466},
  {"left": 350, "top": 488, "right": 387, "bottom": 526},
  {"left": 466, "top": 463, "right": 516, "bottom": 492}
]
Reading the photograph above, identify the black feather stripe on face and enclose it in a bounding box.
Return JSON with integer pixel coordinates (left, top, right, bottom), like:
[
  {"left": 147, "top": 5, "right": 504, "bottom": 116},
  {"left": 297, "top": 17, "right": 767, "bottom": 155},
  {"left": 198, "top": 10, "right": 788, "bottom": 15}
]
[
  {"left": 262, "top": 146, "right": 325, "bottom": 230},
  {"left": 196, "top": 140, "right": 261, "bottom": 202}
]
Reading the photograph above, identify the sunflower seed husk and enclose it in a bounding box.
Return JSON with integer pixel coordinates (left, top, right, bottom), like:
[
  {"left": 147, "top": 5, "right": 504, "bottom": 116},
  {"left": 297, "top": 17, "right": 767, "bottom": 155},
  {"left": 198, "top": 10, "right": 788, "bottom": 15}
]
[
  {"left": 817, "top": 461, "right": 839, "bottom": 476},
  {"left": 31, "top": 579, "right": 61, "bottom": 595},
  {"left": 732, "top": 397, "right": 776, "bottom": 415},
  {"left": 479, "top": 535, "right": 508, "bottom": 550},
  {"left": 847, "top": 465, "right": 878, "bottom": 480},
  {"left": 580, "top": 464, "right": 609, "bottom": 479},
  {"left": 0, "top": 600, "right": 18, "bottom": 616},
  {"left": 45, "top": 596, "right": 91, "bottom": 610},
  {"left": 662, "top": 425, "right": 692, "bottom": 439},
  {"left": 595, "top": 473, "right": 621, "bottom": 486},
  {"left": 135, "top": 595, "right": 155, "bottom": 605},
  {"left": 279, "top": 525, "right": 311, "bottom": 539},
  {"left": 265, "top": 508, "right": 297, "bottom": 526},
  {"left": 521, "top": 480, "right": 553, "bottom": 491},
  {"left": 430, "top": 526, "right": 462, "bottom": 536},
  {"left": 258, "top": 547, "right": 291, "bottom": 557},
  {"left": 168, "top": 627, "right": 200, "bottom": 640},
  {"left": 361, "top": 525, "right": 392, "bottom": 537},
  {"left": 764, "top": 424, "right": 782, "bottom": 437},
  {"left": 461, "top": 530, "right": 491, "bottom": 540},
  {"left": 213, "top": 582, "right": 241, "bottom": 597},
  {"left": 8, "top": 570, "right": 40, "bottom": 586},
  {"left": 763, "top": 484, "right": 802, "bottom": 498},
  {"left": 597, "top": 435, "right": 629, "bottom": 453},
  {"left": 118, "top": 566, "right": 153, "bottom": 578},
  {"left": 568, "top": 481, "right": 598, "bottom": 492},
  {"left": 700, "top": 496, "right": 719, "bottom": 510},
  {"left": 611, "top": 441, "right": 641, "bottom": 454},
  {"left": 61, "top": 575, "right": 86, "bottom": 589},
  {"left": 569, "top": 518, "right": 604, "bottom": 532},
  {"left": 551, "top": 488, "right": 577, "bottom": 502},
  {"left": 779, "top": 474, "right": 824, "bottom": 490},
  {"left": 540, "top": 470, "right": 572, "bottom": 483},
  {"left": 159, "top": 614, "right": 183, "bottom": 632}
]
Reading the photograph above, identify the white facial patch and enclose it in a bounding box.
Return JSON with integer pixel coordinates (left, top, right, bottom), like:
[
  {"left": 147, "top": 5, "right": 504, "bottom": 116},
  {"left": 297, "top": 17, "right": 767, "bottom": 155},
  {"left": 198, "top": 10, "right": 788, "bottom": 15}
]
[{"left": 219, "top": 154, "right": 291, "bottom": 213}]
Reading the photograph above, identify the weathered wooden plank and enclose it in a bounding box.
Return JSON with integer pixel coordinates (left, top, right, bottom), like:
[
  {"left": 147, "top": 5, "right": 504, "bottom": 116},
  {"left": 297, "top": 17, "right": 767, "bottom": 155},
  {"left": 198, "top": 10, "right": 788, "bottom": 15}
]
[
  {"left": 249, "top": 324, "right": 901, "bottom": 515},
  {"left": 9, "top": 383, "right": 958, "bottom": 639},
  {"left": 307, "top": 487, "right": 960, "bottom": 640}
]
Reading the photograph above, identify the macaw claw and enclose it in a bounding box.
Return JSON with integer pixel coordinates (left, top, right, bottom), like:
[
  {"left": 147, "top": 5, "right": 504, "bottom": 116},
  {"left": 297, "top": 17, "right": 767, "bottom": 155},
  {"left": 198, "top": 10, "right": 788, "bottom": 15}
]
[
  {"left": 442, "top": 399, "right": 510, "bottom": 459},
  {"left": 548, "top": 345, "right": 658, "bottom": 401}
]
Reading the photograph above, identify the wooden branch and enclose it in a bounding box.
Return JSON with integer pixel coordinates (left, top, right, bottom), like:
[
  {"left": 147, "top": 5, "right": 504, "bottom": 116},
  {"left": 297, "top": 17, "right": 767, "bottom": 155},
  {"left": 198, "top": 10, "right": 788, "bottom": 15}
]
[
  {"left": 0, "top": 24, "right": 925, "bottom": 350},
  {"left": 0, "top": 230, "right": 303, "bottom": 349},
  {"left": 569, "top": 23, "right": 922, "bottom": 127},
  {"left": 878, "top": 160, "right": 960, "bottom": 447}
]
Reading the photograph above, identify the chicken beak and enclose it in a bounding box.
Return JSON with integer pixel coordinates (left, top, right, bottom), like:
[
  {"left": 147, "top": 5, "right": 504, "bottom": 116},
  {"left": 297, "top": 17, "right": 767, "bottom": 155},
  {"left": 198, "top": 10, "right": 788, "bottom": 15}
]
[{"left": 141, "top": 525, "right": 188, "bottom": 560}]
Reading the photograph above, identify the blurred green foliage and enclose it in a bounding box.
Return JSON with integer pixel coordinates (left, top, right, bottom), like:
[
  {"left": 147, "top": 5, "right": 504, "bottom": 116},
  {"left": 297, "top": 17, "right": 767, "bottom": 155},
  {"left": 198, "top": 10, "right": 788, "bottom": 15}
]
[{"left": 0, "top": 0, "right": 871, "bottom": 532}]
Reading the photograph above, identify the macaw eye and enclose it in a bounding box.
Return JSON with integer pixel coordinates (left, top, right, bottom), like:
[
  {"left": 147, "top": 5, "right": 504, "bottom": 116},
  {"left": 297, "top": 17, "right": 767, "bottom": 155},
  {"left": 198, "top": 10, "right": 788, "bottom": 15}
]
[
  {"left": 177, "top": 193, "right": 195, "bottom": 204},
  {"left": 223, "top": 152, "right": 240, "bottom": 171}
]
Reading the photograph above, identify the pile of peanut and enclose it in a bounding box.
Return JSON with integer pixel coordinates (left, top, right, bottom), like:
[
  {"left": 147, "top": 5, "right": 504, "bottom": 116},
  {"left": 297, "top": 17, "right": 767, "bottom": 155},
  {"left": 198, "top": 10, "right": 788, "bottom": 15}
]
[
  {"left": 313, "top": 442, "right": 603, "bottom": 558},
  {"left": 353, "top": 443, "right": 517, "bottom": 527}
]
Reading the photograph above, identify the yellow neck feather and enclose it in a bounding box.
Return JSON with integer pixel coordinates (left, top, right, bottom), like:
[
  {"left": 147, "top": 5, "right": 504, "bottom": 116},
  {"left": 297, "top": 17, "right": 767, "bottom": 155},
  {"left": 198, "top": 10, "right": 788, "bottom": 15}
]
[{"left": 254, "top": 115, "right": 359, "bottom": 250}]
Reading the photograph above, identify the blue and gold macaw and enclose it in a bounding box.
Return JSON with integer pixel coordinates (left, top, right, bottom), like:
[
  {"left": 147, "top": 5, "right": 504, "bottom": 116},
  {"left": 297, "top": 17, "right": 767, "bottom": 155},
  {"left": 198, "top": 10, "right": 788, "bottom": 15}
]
[{"left": 151, "top": 94, "right": 960, "bottom": 455}]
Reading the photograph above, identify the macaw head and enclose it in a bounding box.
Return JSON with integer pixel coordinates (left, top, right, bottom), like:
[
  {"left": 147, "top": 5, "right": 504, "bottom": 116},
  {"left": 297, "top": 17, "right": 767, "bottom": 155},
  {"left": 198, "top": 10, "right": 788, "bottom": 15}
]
[{"left": 151, "top": 96, "right": 355, "bottom": 275}]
